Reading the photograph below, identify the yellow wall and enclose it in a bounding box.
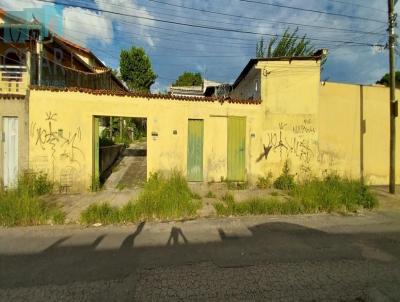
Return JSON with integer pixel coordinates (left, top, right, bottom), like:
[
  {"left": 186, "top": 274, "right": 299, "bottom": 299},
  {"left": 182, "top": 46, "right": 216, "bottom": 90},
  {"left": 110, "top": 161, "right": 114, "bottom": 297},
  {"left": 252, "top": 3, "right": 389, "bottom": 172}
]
[
  {"left": 28, "top": 90, "right": 264, "bottom": 192},
  {"left": 27, "top": 59, "right": 400, "bottom": 192},
  {"left": 319, "top": 82, "right": 400, "bottom": 184},
  {"left": 255, "top": 60, "right": 321, "bottom": 180}
]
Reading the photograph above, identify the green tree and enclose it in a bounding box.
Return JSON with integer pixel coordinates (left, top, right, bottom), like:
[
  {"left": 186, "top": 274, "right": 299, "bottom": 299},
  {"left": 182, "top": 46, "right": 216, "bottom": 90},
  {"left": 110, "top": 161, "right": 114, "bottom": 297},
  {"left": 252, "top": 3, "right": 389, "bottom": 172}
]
[
  {"left": 256, "top": 36, "right": 265, "bottom": 58},
  {"left": 173, "top": 72, "right": 203, "bottom": 86},
  {"left": 376, "top": 72, "right": 400, "bottom": 86},
  {"left": 119, "top": 47, "right": 157, "bottom": 92},
  {"left": 257, "top": 28, "right": 325, "bottom": 61}
]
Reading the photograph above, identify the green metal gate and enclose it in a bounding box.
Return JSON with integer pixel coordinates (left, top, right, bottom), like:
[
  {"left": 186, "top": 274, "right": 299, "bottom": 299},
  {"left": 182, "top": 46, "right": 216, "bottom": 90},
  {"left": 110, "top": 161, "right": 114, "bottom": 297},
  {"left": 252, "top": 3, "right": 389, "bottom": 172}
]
[
  {"left": 227, "top": 116, "right": 246, "bottom": 181},
  {"left": 187, "top": 119, "right": 204, "bottom": 181},
  {"left": 92, "top": 117, "right": 100, "bottom": 191}
]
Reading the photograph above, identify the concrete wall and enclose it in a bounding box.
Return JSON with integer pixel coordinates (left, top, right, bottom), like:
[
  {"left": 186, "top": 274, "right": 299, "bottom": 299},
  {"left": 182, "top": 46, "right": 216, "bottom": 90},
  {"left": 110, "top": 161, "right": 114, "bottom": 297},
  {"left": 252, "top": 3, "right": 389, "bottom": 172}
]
[
  {"left": 319, "top": 82, "right": 400, "bottom": 185},
  {"left": 231, "top": 66, "right": 261, "bottom": 100},
  {"left": 255, "top": 60, "right": 321, "bottom": 179},
  {"left": 99, "top": 144, "right": 123, "bottom": 175},
  {"left": 0, "top": 95, "right": 29, "bottom": 185},
  {"left": 27, "top": 59, "right": 400, "bottom": 192},
  {"left": 28, "top": 90, "right": 264, "bottom": 192}
]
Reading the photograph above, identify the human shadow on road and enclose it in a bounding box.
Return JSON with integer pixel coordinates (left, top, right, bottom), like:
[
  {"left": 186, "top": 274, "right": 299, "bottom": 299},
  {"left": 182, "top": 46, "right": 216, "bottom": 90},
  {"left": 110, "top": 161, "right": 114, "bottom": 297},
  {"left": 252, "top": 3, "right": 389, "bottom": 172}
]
[
  {"left": 120, "top": 221, "right": 146, "bottom": 250},
  {"left": 0, "top": 221, "right": 399, "bottom": 301},
  {"left": 166, "top": 227, "right": 188, "bottom": 246}
]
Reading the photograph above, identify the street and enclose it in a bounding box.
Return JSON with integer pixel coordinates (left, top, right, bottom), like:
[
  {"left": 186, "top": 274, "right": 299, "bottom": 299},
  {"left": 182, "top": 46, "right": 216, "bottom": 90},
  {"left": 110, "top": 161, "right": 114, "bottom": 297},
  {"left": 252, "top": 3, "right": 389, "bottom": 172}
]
[{"left": 0, "top": 211, "right": 400, "bottom": 301}]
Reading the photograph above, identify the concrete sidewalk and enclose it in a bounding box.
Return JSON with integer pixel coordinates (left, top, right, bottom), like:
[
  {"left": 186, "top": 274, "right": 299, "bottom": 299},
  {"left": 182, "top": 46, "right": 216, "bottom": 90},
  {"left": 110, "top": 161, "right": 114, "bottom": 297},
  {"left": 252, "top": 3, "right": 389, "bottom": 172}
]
[{"left": 0, "top": 212, "right": 399, "bottom": 301}]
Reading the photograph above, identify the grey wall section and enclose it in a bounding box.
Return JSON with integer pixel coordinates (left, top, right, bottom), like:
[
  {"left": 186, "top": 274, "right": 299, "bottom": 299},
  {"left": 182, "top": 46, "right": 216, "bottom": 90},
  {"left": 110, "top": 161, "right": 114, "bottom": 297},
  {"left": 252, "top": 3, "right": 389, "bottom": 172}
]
[
  {"left": 0, "top": 94, "right": 29, "bottom": 186},
  {"left": 99, "top": 144, "right": 123, "bottom": 175}
]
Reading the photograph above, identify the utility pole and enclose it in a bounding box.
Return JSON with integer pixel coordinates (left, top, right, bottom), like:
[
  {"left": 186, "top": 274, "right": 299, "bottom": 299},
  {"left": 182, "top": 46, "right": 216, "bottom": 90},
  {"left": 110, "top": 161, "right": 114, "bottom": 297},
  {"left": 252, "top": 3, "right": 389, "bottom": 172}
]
[{"left": 388, "top": 0, "right": 398, "bottom": 194}]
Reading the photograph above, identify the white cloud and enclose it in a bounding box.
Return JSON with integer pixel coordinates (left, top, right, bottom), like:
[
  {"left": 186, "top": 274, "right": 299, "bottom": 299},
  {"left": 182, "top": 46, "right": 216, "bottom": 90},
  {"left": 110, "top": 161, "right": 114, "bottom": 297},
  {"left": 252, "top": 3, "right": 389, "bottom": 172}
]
[
  {"left": 62, "top": 7, "right": 113, "bottom": 46},
  {"left": 94, "top": 0, "right": 157, "bottom": 48},
  {"left": 0, "top": 0, "right": 50, "bottom": 11}
]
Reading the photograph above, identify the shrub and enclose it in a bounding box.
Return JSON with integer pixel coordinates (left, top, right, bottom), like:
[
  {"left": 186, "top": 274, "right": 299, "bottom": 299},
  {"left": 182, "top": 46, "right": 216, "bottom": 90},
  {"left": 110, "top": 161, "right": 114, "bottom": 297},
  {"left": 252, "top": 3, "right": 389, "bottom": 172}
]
[
  {"left": 129, "top": 171, "right": 201, "bottom": 221},
  {"left": 80, "top": 171, "right": 202, "bottom": 224},
  {"left": 273, "top": 160, "right": 295, "bottom": 190},
  {"left": 214, "top": 193, "right": 284, "bottom": 216},
  {"left": 20, "top": 172, "right": 54, "bottom": 196},
  {"left": 80, "top": 203, "right": 120, "bottom": 224},
  {"left": 205, "top": 191, "right": 216, "bottom": 198},
  {"left": 0, "top": 174, "right": 64, "bottom": 226},
  {"left": 226, "top": 181, "right": 249, "bottom": 190},
  {"left": 291, "top": 174, "right": 378, "bottom": 213},
  {"left": 99, "top": 136, "right": 115, "bottom": 147},
  {"left": 256, "top": 172, "right": 273, "bottom": 189},
  {"left": 214, "top": 174, "right": 378, "bottom": 217}
]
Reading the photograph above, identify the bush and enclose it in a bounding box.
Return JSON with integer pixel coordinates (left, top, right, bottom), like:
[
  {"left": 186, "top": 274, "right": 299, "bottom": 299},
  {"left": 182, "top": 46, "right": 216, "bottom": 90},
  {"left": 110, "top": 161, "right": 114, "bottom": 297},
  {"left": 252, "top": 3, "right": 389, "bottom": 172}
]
[
  {"left": 214, "top": 193, "right": 286, "bottom": 216},
  {"left": 215, "top": 174, "right": 378, "bottom": 217},
  {"left": 205, "top": 191, "right": 216, "bottom": 198},
  {"left": 80, "top": 171, "right": 202, "bottom": 224},
  {"left": 0, "top": 174, "right": 64, "bottom": 226},
  {"left": 291, "top": 174, "right": 378, "bottom": 213},
  {"left": 256, "top": 172, "right": 273, "bottom": 189},
  {"left": 20, "top": 172, "right": 54, "bottom": 196},
  {"left": 99, "top": 136, "right": 115, "bottom": 147},
  {"left": 226, "top": 181, "right": 249, "bottom": 190},
  {"left": 273, "top": 161, "right": 295, "bottom": 190},
  {"left": 80, "top": 203, "right": 120, "bottom": 225}
]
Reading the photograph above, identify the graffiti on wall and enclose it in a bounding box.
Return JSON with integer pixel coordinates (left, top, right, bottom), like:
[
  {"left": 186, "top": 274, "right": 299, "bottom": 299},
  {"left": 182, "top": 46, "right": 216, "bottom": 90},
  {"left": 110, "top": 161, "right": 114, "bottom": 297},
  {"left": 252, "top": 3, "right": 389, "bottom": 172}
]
[
  {"left": 258, "top": 119, "right": 317, "bottom": 163},
  {"left": 30, "top": 111, "right": 85, "bottom": 190}
]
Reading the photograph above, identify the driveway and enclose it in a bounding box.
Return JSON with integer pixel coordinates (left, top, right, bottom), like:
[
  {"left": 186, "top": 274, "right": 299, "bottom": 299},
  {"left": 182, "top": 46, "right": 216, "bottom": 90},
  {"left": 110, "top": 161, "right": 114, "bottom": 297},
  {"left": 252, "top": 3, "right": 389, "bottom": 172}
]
[{"left": 0, "top": 211, "right": 400, "bottom": 301}]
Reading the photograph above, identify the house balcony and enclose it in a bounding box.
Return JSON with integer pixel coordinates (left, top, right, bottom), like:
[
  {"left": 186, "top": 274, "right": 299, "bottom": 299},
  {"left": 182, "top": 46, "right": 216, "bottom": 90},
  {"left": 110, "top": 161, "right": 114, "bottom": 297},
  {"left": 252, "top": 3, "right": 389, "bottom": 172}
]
[{"left": 0, "top": 65, "right": 28, "bottom": 95}]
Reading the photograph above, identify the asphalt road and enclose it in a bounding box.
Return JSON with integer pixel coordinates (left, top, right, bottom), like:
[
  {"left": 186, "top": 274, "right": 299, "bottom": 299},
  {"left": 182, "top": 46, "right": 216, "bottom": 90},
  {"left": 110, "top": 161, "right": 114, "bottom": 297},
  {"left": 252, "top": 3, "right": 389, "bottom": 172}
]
[{"left": 0, "top": 212, "right": 399, "bottom": 301}]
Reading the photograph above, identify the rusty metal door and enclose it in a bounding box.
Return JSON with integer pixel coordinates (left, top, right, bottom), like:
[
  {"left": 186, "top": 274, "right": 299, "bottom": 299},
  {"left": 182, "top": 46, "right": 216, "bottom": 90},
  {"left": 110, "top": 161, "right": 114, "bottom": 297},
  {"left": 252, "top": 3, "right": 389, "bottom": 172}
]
[
  {"left": 227, "top": 116, "right": 246, "bottom": 181},
  {"left": 187, "top": 119, "right": 204, "bottom": 181}
]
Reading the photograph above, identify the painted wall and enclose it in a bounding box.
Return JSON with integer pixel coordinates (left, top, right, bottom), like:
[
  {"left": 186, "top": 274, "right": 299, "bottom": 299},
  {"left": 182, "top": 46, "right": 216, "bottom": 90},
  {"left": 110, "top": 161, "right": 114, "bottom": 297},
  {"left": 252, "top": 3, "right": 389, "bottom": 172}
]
[
  {"left": 0, "top": 95, "right": 29, "bottom": 184},
  {"left": 27, "top": 59, "right": 400, "bottom": 192},
  {"left": 319, "top": 82, "right": 400, "bottom": 184},
  {"left": 28, "top": 90, "right": 264, "bottom": 192},
  {"left": 255, "top": 60, "right": 321, "bottom": 180},
  {"left": 231, "top": 66, "right": 261, "bottom": 101}
]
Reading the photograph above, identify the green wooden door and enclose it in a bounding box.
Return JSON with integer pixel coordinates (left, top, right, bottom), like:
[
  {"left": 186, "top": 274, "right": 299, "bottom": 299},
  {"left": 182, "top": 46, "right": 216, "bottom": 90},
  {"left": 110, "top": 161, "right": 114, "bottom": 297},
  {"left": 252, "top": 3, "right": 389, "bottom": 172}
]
[
  {"left": 227, "top": 117, "right": 246, "bottom": 181},
  {"left": 187, "top": 119, "right": 204, "bottom": 181},
  {"left": 92, "top": 117, "right": 100, "bottom": 191}
]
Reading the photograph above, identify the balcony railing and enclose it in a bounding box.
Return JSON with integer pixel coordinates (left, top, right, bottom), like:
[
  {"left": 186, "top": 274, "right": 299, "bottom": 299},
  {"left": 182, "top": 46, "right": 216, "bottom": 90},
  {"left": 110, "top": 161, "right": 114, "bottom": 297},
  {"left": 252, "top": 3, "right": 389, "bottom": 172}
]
[{"left": 0, "top": 65, "right": 28, "bottom": 95}]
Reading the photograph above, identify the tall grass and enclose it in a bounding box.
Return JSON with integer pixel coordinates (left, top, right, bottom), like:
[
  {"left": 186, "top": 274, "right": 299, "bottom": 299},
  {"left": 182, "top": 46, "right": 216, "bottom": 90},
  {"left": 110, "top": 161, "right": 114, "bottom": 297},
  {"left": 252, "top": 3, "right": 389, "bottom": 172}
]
[
  {"left": 215, "top": 175, "right": 378, "bottom": 216},
  {"left": 291, "top": 175, "right": 378, "bottom": 213},
  {"left": 80, "top": 171, "right": 202, "bottom": 224},
  {"left": 0, "top": 173, "right": 65, "bottom": 226}
]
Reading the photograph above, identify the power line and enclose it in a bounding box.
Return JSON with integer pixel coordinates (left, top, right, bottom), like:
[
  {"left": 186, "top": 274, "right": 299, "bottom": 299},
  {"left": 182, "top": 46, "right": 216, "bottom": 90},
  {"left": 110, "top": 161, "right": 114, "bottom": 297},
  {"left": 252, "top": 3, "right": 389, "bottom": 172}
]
[
  {"left": 61, "top": 8, "right": 367, "bottom": 49},
  {"left": 34, "top": 0, "right": 385, "bottom": 47},
  {"left": 238, "top": 0, "right": 386, "bottom": 24},
  {"left": 61, "top": 16, "right": 360, "bottom": 52},
  {"left": 324, "top": 0, "right": 386, "bottom": 13},
  {"left": 146, "top": 0, "right": 385, "bottom": 36}
]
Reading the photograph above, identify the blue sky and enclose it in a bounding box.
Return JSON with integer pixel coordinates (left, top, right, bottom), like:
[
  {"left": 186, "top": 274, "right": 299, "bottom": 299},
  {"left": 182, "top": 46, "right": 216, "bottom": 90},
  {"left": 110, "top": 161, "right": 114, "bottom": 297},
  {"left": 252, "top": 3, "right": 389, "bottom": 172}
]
[{"left": 1, "top": 0, "right": 396, "bottom": 91}]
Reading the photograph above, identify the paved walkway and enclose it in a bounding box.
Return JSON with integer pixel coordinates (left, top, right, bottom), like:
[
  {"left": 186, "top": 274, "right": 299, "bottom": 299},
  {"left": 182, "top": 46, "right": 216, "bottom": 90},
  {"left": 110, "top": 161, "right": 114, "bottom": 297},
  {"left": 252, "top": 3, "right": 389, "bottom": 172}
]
[
  {"left": 103, "top": 141, "right": 147, "bottom": 190},
  {"left": 1, "top": 212, "right": 399, "bottom": 301}
]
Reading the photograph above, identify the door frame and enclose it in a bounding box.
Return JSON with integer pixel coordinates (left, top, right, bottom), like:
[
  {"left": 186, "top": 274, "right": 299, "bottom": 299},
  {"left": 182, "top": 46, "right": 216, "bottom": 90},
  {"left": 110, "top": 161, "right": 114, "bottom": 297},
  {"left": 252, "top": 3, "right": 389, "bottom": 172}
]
[{"left": 92, "top": 116, "right": 100, "bottom": 191}]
